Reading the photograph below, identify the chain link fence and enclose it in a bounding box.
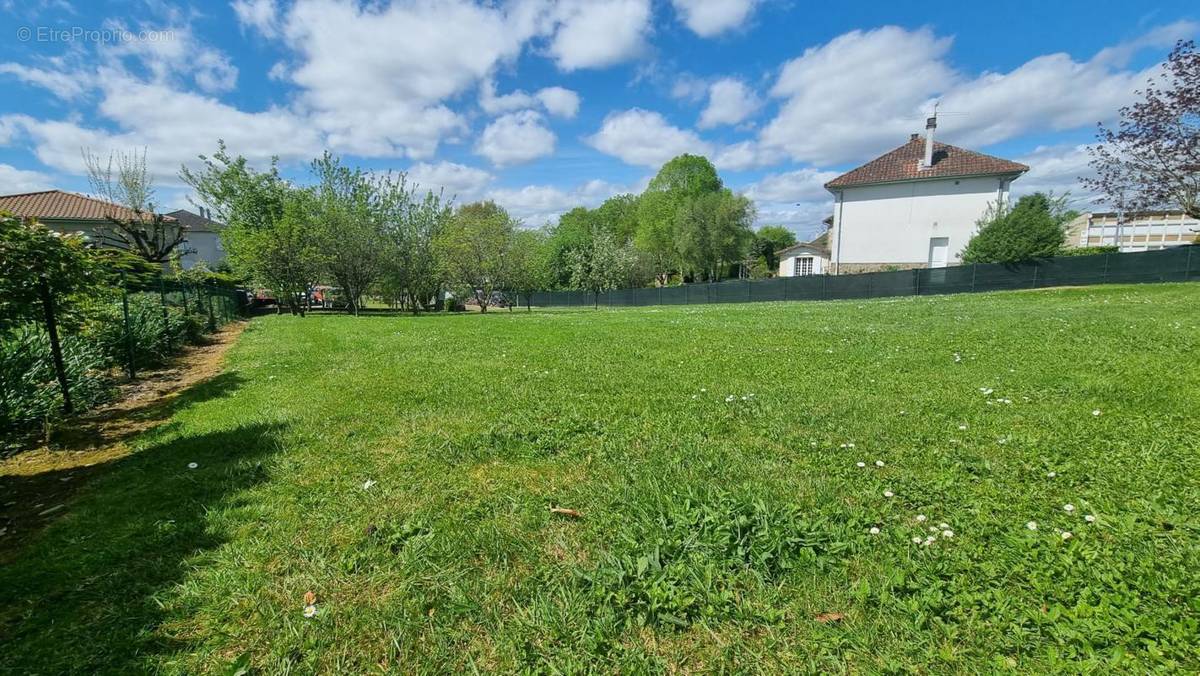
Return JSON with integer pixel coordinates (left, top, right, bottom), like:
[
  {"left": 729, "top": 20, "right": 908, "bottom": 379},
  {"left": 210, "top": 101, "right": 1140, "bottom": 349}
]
[{"left": 523, "top": 247, "right": 1198, "bottom": 309}]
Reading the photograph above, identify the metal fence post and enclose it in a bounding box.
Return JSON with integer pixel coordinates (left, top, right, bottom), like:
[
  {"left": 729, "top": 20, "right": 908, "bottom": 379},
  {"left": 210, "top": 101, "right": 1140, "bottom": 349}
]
[
  {"left": 1102, "top": 254, "right": 1110, "bottom": 282},
  {"left": 913, "top": 268, "right": 921, "bottom": 296},
  {"left": 971, "top": 264, "right": 978, "bottom": 292},
  {"left": 207, "top": 286, "right": 217, "bottom": 331},
  {"left": 38, "top": 276, "right": 72, "bottom": 414},
  {"left": 120, "top": 272, "right": 135, "bottom": 379},
  {"left": 1031, "top": 264, "right": 1039, "bottom": 289},
  {"left": 1186, "top": 246, "right": 1194, "bottom": 280},
  {"left": 159, "top": 277, "right": 171, "bottom": 353}
]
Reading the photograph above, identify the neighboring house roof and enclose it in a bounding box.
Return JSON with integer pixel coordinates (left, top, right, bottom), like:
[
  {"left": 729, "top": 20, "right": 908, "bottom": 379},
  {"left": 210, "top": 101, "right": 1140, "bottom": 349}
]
[
  {"left": 0, "top": 189, "right": 175, "bottom": 223},
  {"left": 165, "top": 209, "right": 224, "bottom": 233},
  {"left": 777, "top": 231, "right": 831, "bottom": 258},
  {"left": 825, "top": 136, "right": 1028, "bottom": 190}
]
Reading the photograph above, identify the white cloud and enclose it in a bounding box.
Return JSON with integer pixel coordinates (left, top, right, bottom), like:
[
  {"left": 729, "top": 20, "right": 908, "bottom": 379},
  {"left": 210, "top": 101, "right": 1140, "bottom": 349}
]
[
  {"left": 698, "top": 77, "right": 760, "bottom": 128},
  {"left": 406, "top": 161, "right": 493, "bottom": 200},
  {"left": 546, "top": 0, "right": 652, "bottom": 71},
  {"left": 0, "top": 62, "right": 87, "bottom": 99},
  {"left": 535, "top": 86, "right": 581, "bottom": 118},
  {"left": 712, "top": 140, "right": 784, "bottom": 171},
  {"left": 103, "top": 24, "right": 240, "bottom": 94},
  {"left": 671, "top": 0, "right": 759, "bottom": 37},
  {"left": 480, "top": 80, "right": 580, "bottom": 118},
  {"left": 1010, "top": 144, "right": 1097, "bottom": 204},
  {"left": 587, "top": 108, "right": 712, "bottom": 168},
  {"left": 0, "top": 163, "right": 55, "bottom": 193},
  {"left": 487, "top": 178, "right": 629, "bottom": 225},
  {"left": 231, "top": 0, "right": 279, "bottom": 37},
  {"left": 759, "top": 23, "right": 1199, "bottom": 167},
  {"left": 744, "top": 167, "right": 840, "bottom": 203},
  {"left": 476, "top": 110, "right": 556, "bottom": 167}
]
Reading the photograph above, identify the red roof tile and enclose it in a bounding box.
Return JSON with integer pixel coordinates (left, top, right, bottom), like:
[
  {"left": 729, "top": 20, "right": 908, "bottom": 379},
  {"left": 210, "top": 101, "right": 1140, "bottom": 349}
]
[
  {"left": 0, "top": 190, "right": 175, "bottom": 223},
  {"left": 825, "top": 137, "right": 1028, "bottom": 189}
]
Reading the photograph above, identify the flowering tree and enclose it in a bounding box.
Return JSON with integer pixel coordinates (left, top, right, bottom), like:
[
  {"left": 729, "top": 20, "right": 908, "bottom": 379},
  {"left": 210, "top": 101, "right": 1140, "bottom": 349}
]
[{"left": 1084, "top": 40, "right": 1200, "bottom": 219}]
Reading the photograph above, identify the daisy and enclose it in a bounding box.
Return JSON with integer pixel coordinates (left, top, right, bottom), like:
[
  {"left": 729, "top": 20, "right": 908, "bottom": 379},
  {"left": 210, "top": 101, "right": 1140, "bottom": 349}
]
[
  {"left": 1061, "top": 531, "right": 1073, "bottom": 540},
  {"left": 1092, "top": 409, "right": 1101, "bottom": 416},
  {"left": 1062, "top": 504, "right": 1075, "bottom": 512},
  {"left": 868, "top": 527, "right": 880, "bottom": 535},
  {"left": 911, "top": 536, "right": 922, "bottom": 544},
  {"left": 187, "top": 462, "right": 199, "bottom": 469},
  {"left": 1026, "top": 521, "right": 1038, "bottom": 530},
  {"left": 304, "top": 605, "right": 318, "bottom": 618},
  {"left": 883, "top": 490, "right": 894, "bottom": 498},
  {"left": 362, "top": 480, "right": 376, "bottom": 490},
  {"left": 916, "top": 514, "right": 927, "bottom": 522},
  {"left": 942, "top": 530, "right": 954, "bottom": 538},
  {"left": 856, "top": 462, "right": 866, "bottom": 468},
  {"left": 923, "top": 535, "right": 936, "bottom": 546},
  {"left": 874, "top": 460, "right": 885, "bottom": 467},
  {"left": 958, "top": 425, "right": 967, "bottom": 431},
  {"left": 1046, "top": 471, "right": 1057, "bottom": 478},
  {"left": 1084, "top": 515, "right": 1096, "bottom": 523},
  {"left": 938, "top": 523, "right": 950, "bottom": 530}
]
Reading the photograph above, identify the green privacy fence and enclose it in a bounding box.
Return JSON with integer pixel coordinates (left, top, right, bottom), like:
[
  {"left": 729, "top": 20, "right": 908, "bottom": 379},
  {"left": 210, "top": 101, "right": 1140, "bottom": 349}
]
[{"left": 523, "top": 247, "right": 1198, "bottom": 308}]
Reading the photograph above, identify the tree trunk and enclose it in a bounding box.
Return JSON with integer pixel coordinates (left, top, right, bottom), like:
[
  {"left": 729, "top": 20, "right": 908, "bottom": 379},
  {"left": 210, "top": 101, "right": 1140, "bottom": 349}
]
[{"left": 38, "top": 277, "right": 73, "bottom": 414}]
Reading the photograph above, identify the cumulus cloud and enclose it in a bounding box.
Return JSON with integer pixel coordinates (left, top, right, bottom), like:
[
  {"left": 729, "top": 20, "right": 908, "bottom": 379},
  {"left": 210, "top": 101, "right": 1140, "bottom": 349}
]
[
  {"left": 535, "top": 86, "right": 581, "bottom": 118},
  {"left": 744, "top": 167, "right": 840, "bottom": 203},
  {"left": 0, "top": 63, "right": 87, "bottom": 99},
  {"left": 0, "top": 163, "right": 54, "bottom": 193},
  {"left": 406, "top": 161, "right": 493, "bottom": 200},
  {"left": 671, "top": 0, "right": 759, "bottom": 37},
  {"left": 231, "top": 0, "right": 279, "bottom": 37},
  {"left": 476, "top": 110, "right": 556, "bottom": 167},
  {"left": 480, "top": 81, "right": 580, "bottom": 118},
  {"left": 712, "top": 140, "right": 784, "bottom": 171},
  {"left": 587, "top": 108, "right": 712, "bottom": 168},
  {"left": 487, "top": 178, "right": 631, "bottom": 225},
  {"left": 546, "top": 0, "right": 652, "bottom": 71},
  {"left": 759, "top": 22, "right": 1198, "bottom": 167},
  {"left": 698, "top": 77, "right": 760, "bottom": 128},
  {"left": 1010, "top": 144, "right": 1099, "bottom": 205}
]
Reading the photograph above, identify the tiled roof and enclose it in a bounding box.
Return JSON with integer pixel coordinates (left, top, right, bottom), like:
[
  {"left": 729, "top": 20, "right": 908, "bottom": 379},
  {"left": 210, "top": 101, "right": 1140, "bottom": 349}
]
[
  {"left": 825, "top": 137, "right": 1028, "bottom": 189},
  {"left": 778, "top": 231, "right": 830, "bottom": 258},
  {"left": 165, "top": 209, "right": 223, "bottom": 232},
  {"left": 0, "top": 190, "right": 175, "bottom": 223}
]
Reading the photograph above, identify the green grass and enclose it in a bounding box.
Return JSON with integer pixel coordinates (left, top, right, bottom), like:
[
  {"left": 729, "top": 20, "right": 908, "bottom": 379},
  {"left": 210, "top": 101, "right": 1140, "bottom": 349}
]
[{"left": 3, "top": 283, "right": 1199, "bottom": 673}]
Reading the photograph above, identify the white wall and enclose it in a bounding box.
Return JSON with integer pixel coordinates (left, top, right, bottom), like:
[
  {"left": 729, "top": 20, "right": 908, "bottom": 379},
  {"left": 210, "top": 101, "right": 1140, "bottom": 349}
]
[
  {"left": 779, "top": 252, "right": 826, "bottom": 276},
  {"left": 829, "top": 176, "right": 1009, "bottom": 270},
  {"left": 179, "top": 230, "right": 225, "bottom": 269}
]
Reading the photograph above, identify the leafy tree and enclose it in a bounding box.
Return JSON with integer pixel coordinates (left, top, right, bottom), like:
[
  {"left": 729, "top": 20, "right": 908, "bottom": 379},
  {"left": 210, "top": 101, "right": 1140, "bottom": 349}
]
[
  {"left": 435, "top": 201, "right": 518, "bottom": 313},
  {"left": 567, "top": 229, "right": 637, "bottom": 308},
  {"left": 241, "top": 189, "right": 325, "bottom": 316},
  {"left": 751, "top": 225, "right": 798, "bottom": 274},
  {"left": 507, "top": 228, "right": 553, "bottom": 311},
  {"left": 545, "top": 206, "right": 597, "bottom": 288},
  {"left": 1084, "top": 40, "right": 1200, "bottom": 219},
  {"left": 674, "top": 190, "right": 755, "bottom": 281},
  {"left": 646, "top": 154, "right": 722, "bottom": 196},
  {"left": 961, "top": 193, "right": 1069, "bottom": 264},
  {"left": 594, "top": 194, "right": 640, "bottom": 243},
  {"left": 0, "top": 214, "right": 101, "bottom": 412},
  {"left": 310, "top": 152, "right": 391, "bottom": 315},
  {"left": 379, "top": 186, "right": 453, "bottom": 313},
  {"left": 84, "top": 147, "right": 187, "bottom": 262},
  {"left": 635, "top": 154, "right": 725, "bottom": 284}
]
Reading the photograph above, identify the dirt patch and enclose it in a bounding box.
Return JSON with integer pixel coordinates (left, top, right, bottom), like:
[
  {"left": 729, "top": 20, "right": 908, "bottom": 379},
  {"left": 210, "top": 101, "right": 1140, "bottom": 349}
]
[{"left": 0, "top": 321, "right": 247, "bottom": 555}]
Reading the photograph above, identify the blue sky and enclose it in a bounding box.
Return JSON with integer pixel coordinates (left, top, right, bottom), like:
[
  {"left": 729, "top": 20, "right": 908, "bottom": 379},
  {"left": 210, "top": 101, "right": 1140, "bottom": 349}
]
[{"left": 1, "top": 0, "right": 1197, "bottom": 240}]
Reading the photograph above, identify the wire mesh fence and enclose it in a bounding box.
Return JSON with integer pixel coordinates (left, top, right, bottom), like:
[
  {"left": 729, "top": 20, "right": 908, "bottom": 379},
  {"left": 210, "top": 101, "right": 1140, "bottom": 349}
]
[{"left": 522, "top": 247, "right": 1198, "bottom": 309}]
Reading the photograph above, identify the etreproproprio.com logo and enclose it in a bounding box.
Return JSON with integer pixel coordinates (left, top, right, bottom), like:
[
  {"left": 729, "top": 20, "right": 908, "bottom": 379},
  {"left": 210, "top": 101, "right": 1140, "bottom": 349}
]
[{"left": 16, "top": 26, "right": 176, "bottom": 44}]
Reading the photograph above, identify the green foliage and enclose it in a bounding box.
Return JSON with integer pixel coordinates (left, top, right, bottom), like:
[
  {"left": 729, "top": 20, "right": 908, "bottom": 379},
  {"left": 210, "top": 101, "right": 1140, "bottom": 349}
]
[
  {"left": 0, "top": 213, "right": 101, "bottom": 331},
  {"left": 434, "top": 201, "right": 518, "bottom": 312},
  {"left": 0, "top": 323, "right": 111, "bottom": 434},
  {"left": 645, "top": 154, "right": 723, "bottom": 197},
  {"left": 85, "top": 293, "right": 204, "bottom": 370},
  {"left": 674, "top": 190, "right": 755, "bottom": 281},
  {"left": 567, "top": 229, "right": 637, "bottom": 303},
  {"left": 751, "top": 225, "right": 798, "bottom": 274},
  {"left": 961, "top": 193, "right": 1070, "bottom": 264},
  {"left": 1059, "top": 245, "right": 1120, "bottom": 257}
]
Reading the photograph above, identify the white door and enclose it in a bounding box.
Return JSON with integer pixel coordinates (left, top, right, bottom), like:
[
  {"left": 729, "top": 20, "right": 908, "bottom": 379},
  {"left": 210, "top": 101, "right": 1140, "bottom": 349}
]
[{"left": 928, "top": 237, "right": 950, "bottom": 268}]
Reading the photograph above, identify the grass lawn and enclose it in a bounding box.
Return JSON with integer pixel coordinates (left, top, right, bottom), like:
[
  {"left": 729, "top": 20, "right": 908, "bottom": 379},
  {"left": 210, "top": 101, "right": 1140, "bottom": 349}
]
[{"left": 3, "top": 283, "right": 1199, "bottom": 673}]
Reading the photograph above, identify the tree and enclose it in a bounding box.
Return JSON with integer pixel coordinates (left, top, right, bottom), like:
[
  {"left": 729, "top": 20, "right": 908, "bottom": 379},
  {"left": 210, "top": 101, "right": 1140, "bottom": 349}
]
[
  {"left": 594, "top": 194, "right": 640, "bottom": 243},
  {"left": 674, "top": 190, "right": 755, "bottom": 281},
  {"left": 961, "top": 193, "right": 1069, "bottom": 264},
  {"left": 751, "top": 225, "right": 798, "bottom": 274},
  {"left": 379, "top": 187, "right": 453, "bottom": 313},
  {"left": 435, "top": 201, "right": 517, "bottom": 313},
  {"left": 310, "top": 152, "right": 391, "bottom": 315},
  {"left": 567, "top": 229, "right": 636, "bottom": 308},
  {"left": 507, "top": 229, "right": 552, "bottom": 311},
  {"left": 0, "top": 214, "right": 99, "bottom": 412},
  {"left": 635, "top": 154, "right": 725, "bottom": 284},
  {"left": 1084, "top": 40, "right": 1200, "bottom": 219},
  {"left": 181, "top": 143, "right": 320, "bottom": 313},
  {"left": 645, "top": 154, "right": 722, "bottom": 196},
  {"left": 545, "top": 206, "right": 597, "bottom": 288},
  {"left": 84, "top": 147, "right": 188, "bottom": 262}
]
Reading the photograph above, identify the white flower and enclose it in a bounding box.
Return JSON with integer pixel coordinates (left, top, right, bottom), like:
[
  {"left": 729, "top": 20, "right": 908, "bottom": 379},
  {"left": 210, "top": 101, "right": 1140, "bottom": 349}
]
[
  {"left": 883, "top": 490, "right": 894, "bottom": 498},
  {"left": 362, "top": 480, "right": 376, "bottom": 490},
  {"left": 848, "top": 443, "right": 856, "bottom": 448},
  {"left": 916, "top": 514, "right": 927, "bottom": 522},
  {"left": 856, "top": 462, "right": 866, "bottom": 468},
  {"left": 911, "top": 536, "right": 922, "bottom": 544},
  {"left": 1046, "top": 471, "right": 1057, "bottom": 478},
  {"left": 923, "top": 536, "right": 936, "bottom": 545},
  {"left": 1026, "top": 521, "right": 1038, "bottom": 530},
  {"left": 942, "top": 530, "right": 954, "bottom": 538},
  {"left": 929, "top": 526, "right": 939, "bottom": 533},
  {"left": 938, "top": 523, "right": 949, "bottom": 530},
  {"left": 1092, "top": 409, "right": 1101, "bottom": 416},
  {"left": 304, "top": 604, "right": 318, "bottom": 618},
  {"left": 1084, "top": 514, "right": 1096, "bottom": 523},
  {"left": 958, "top": 425, "right": 967, "bottom": 431},
  {"left": 1062, "top": 504, "right": 1074, "bottom": 512},
  {"left": 700, "top": 388, "right": 707, "bottom": 392},
  {"left": 187, "top": 462, "right": 199, "bottom": 469},
  {"left": 868, "top": 527, "right": 880, "bottom": 535},
  {"left": 874, "top": 460, "right": 885, "bottom": 467},
  {"left": 1061, "top": 531, "right": 1073, "bottom": 540}
]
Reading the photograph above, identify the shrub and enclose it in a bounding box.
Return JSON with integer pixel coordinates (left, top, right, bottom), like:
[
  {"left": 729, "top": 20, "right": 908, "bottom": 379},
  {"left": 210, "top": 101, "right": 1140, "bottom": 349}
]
[
  {"left": 961, "top": 193, "right": 1069, "bottom": 264},
  {"left": 0, "top": 323, "right": 111, "bottom": 436},
  {"left": 1058, "top": 245, "right": 1120, "bottom": 257},
  {"left": 85, "top": 293, "right": 204, "bottom": 371}
]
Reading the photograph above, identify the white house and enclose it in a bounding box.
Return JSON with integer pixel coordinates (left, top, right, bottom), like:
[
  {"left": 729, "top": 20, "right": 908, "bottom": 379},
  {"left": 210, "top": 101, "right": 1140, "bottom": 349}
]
[
  {"left": 824, "top": 117, "right": 1029, "bottom": 274},
  {"left": 1064, "top": 210, "right": 1198, "bottom": 252},
  {"left": 165, "top": 208, "right": 227, "bottom": 269},
  {"left": 777, "top": 232, "right": 830, "bottom": 276}
]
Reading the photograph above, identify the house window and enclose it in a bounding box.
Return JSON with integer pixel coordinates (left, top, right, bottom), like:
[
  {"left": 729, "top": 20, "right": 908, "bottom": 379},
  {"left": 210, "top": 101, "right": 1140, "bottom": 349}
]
[{"left": 796, "top": 256, "right": 814, "bottom": 276}]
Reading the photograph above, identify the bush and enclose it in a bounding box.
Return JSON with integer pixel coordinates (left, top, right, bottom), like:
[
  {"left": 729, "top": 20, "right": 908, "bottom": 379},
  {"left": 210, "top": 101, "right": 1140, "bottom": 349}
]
[
  {"left": 0, "top": 324, "right": 111, "bottom": 436},
  {"left": 85, "top": 293, "right": 205, "bottom": 370},
  {"left": 962, "top": 193, "right": 1068, "bottom": 264},
  {"left": 1058, "top": 245, "right": 1120, "bottom": 257}
]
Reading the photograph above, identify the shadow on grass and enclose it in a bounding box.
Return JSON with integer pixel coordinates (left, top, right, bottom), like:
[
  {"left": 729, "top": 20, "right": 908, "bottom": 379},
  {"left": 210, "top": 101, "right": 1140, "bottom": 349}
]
[{"left": 0, "top": 372, "right": 285, "bottom": 673}]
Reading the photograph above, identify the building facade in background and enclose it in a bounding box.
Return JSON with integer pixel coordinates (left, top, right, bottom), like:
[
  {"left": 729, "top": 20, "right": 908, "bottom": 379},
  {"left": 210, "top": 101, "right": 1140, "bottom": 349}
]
[
  {"left": 823, "top": 117, "right": 1028, "bottom": 274},
  {"left": 776, "top": 232, "right": 830, "bottom": 277},
  {"left": 1064, "top": 211, "right": 1198, "bottom": 252}
]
